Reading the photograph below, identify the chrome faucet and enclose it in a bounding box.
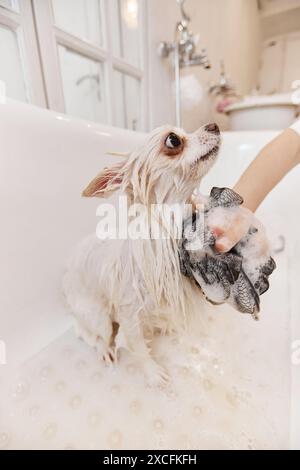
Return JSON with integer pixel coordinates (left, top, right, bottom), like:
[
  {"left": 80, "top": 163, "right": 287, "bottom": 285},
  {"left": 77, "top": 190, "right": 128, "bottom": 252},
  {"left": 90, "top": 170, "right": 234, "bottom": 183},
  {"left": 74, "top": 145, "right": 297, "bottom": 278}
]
[
  {"left": 208, "top": 61, "right": 236, "bottom": 96},
  {"left": 158, "top": 0, "right": 210, "bottom": 126}
]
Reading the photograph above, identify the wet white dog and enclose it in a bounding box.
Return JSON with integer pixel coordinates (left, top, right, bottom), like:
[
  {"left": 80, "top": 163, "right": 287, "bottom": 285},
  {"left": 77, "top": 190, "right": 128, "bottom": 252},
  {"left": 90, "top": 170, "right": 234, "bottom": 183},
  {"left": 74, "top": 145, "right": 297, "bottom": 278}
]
[{"left": 63, "top": 123, "right": 221, "bottom": 386}]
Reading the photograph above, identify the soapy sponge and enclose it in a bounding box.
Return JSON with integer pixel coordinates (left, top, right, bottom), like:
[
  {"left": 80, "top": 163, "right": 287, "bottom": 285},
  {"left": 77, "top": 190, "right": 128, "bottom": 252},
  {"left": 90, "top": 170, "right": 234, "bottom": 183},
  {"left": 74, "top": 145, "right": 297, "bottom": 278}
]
[{"left": 179, "top": 187, "right": 276, "bottom": 320}]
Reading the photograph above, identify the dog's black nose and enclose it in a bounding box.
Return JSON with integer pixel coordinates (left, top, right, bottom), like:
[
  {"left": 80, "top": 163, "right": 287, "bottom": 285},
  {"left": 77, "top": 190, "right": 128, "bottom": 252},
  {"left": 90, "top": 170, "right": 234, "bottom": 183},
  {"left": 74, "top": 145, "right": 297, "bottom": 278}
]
[{"left": 205, "top": 123, "right": 220, "bottom": 134}]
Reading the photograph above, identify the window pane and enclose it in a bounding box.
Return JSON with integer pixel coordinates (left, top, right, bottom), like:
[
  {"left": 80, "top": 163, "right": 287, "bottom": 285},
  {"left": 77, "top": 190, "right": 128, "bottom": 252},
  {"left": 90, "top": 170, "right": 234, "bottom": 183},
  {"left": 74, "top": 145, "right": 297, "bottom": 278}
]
[
  {"left": 0, "top": 0, "right": 18, "bottom": 10},
  {"left": 124, "top": 74, "right": 141, "bottom": 131},
  {"left": 58, "top": 46, "right": 108, "bottom": 124},
  {"left": 114, "top": 70, "right": 126, "bottom": 128},
  {"left": 52, "top": 0, "right": 104, "bottom": 46},
  {"left": 111, "top": 0, "right": 140, "bottom": 67},
  {"left": 0, "top": 25, "right": 27, "bottom": 102},
  {"left": 114, "top": 70, "right": 141, "bottom": 130}
]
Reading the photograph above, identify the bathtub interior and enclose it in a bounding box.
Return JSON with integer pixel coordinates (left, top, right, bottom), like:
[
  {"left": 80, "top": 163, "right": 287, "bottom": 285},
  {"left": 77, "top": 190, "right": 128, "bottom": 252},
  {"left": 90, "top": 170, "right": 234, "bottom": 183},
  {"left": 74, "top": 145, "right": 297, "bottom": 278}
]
[{"left": 0, "top": 101, "right": 299, "bottom": 449}]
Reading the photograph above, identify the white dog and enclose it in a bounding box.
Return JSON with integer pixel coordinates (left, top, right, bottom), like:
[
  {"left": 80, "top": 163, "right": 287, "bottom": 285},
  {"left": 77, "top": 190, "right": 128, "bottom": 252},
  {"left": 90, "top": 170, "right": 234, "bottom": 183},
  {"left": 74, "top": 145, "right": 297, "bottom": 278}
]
[{"left": 63, "top": 123, "right": 221, "bottom": 385}]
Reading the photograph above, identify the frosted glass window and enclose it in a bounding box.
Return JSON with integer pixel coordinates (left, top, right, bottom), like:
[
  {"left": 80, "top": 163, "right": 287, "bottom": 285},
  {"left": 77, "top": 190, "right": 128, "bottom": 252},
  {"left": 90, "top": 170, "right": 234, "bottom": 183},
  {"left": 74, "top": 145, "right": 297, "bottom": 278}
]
[
  {"left": 52, "top": 0, "right": 104, "bottom": 46},
  {"left": 114, "top": 70, "right": 141, "bottom": 130},
  {"left": 58, "top": 46, "right": 108, "bottom": 124},
  {"left": 0, "top": 25, "right": 27, "bottom": 102},
  {"left": 114, "top": 70, "right": 126, "bottom": 128},
  {"left": 0, "top": 0, "right": 18, "bottom": 10},
  {"left": 111, "top": 0, "right": 140, "bottom": 67}
]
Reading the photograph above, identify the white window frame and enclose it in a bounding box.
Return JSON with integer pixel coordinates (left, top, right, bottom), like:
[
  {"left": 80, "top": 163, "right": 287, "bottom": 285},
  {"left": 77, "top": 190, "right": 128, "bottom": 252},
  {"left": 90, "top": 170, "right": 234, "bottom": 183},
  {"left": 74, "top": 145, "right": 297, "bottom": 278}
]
[
  {"left": 0, "top": 0, "right": 46, "bottom": 106},
  {"left": 32, "top": 0, "right": 149, "bottom": 130}
]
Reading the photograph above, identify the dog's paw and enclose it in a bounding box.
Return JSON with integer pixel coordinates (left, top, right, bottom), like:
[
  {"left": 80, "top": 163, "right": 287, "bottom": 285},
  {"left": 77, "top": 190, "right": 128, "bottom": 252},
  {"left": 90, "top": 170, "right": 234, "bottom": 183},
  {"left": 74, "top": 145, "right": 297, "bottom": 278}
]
[
  {"left": 144, "top": 360, "right": 170, "bottom": 389},
  {"left": 96, "top": 339, "right": 115, "bottom": 365}
]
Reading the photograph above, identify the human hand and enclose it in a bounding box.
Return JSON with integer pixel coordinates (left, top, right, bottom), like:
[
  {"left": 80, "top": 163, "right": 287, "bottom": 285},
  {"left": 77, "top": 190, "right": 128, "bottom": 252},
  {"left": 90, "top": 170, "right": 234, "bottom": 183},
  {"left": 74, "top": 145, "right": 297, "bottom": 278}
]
[
  {"left": 193, "top": 192, "right": 254, "bottom": 253},
  {"left": 183, "top": 188, "right": 276, "bottom": 317},
  {"left": 208, "top": 205, "right": 254, "bottom": 253}
]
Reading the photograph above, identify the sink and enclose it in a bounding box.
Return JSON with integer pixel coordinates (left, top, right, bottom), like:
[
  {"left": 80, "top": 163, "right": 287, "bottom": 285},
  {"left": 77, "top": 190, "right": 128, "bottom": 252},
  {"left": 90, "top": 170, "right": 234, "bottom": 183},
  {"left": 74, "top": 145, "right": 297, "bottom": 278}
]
[{"left": 225, "top": 93, "right": 299, "bottom": 131}]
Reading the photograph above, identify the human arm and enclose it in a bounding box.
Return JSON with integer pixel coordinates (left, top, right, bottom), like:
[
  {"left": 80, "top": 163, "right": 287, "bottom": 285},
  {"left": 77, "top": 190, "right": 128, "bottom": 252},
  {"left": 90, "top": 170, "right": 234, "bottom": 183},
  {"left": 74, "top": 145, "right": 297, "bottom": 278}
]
[{"left": 201, "top": 120, "right": 300, "bottom": 252}]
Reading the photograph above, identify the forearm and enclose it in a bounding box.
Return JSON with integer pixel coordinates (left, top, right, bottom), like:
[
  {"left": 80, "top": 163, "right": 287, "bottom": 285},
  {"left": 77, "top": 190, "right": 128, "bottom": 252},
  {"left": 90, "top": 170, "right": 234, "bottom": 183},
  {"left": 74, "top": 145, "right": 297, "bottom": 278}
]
[{"left": 233, "top": 128, "right": 300, "bottom": 212}]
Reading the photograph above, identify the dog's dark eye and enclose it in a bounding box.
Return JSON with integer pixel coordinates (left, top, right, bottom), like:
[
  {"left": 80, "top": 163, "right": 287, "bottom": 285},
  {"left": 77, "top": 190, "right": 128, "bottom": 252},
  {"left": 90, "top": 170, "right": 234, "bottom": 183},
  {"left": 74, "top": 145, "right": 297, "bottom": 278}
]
[{"left": 165, "top": 133, "right": 182, "bottom": 149}]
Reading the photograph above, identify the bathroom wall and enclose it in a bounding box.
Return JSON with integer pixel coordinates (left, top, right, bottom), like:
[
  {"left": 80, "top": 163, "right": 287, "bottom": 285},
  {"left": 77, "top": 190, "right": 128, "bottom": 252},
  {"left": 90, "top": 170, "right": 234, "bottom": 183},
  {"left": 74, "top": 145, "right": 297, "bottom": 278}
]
[
  {"left": 260, "top": 0, "right": 300, "bottom": 18},
  {"left": 262, "top": 8, "right": 300, "bottom": 38},
  {"left": 146, "top": 0, "right": 178, "bottom": 129},
  {"left": 148, "top": 0, "right": 262, "bottom": 131},
  {"left": 258, "top": 0, "right": 300, "bottom": 93},
  {"left": 259, "top": 32, "right": 300, "bottom": 93}
]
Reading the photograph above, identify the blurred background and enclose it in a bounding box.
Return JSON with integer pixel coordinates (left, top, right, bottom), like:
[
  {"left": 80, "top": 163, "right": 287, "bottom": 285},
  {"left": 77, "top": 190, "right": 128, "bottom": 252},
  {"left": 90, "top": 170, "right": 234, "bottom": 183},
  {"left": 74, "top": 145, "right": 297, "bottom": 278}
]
[{"left": 0, "top": 0, "right": 300, "bottom": 132}]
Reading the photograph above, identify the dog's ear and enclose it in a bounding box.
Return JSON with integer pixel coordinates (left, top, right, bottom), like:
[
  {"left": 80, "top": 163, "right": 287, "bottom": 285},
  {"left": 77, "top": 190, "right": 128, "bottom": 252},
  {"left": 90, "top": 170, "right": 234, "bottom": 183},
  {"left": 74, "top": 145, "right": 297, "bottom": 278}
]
[{"left": 82, "top": 162, "right": 125, "bottom": 198}]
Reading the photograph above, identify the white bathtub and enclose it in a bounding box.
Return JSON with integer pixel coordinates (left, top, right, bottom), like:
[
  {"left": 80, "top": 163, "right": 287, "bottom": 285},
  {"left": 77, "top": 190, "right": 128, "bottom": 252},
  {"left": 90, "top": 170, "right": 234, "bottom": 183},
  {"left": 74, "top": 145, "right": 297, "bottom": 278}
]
[{"left": 0, "top": 100, "right": 299, "bottom": 449}]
